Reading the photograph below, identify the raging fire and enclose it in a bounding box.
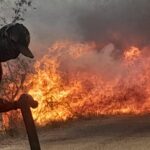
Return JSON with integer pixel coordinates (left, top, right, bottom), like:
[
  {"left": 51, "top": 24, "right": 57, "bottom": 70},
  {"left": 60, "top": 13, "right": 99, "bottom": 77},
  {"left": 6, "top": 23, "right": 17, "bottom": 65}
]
[{"left": 25, "top": 41, "right": 150, "bottom": 126}]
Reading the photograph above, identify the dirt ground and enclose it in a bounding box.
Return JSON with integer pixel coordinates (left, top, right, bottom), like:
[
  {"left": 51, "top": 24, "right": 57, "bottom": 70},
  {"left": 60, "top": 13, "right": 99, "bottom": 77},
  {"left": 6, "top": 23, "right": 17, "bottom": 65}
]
[{"left": 1, "top": 115, "right": 150, "bottom": 150}]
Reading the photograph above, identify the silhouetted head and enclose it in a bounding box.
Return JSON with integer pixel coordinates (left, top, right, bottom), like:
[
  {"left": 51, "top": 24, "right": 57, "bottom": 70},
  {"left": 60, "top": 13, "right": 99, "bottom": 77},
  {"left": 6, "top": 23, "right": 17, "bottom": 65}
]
[
  {"left": 0, "top": 23, "right": 34, "bottom": 62},
  {"left": 0, "top": 23, "right": 34, "bottom": 82}
]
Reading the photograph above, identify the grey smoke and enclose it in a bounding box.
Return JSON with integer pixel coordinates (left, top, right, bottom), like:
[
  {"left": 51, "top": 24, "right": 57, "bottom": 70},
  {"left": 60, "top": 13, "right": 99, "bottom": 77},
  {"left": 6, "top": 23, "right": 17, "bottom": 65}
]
[
  {"left": 77, "top": 0, "right": 150, "bottom": 50},
  {"left": 23, "top": 0, "right": 150, "bottom": 54}
]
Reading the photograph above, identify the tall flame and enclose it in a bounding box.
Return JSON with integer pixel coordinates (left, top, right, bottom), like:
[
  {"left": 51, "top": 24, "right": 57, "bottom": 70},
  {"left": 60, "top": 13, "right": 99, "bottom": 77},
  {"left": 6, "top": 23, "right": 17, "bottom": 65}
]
[{"left": 25, "top": 41, "right": 150, "bottom": 126}]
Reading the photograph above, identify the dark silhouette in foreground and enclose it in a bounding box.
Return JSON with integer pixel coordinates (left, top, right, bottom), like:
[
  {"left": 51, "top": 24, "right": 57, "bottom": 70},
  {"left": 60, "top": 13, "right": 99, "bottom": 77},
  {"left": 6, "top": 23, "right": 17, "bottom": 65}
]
[
  {"left": 0, "top": 23, "right": 41, "bottom": 150},
  {"left": 0, "top": 23, "right": 34, "bottom": 112}
]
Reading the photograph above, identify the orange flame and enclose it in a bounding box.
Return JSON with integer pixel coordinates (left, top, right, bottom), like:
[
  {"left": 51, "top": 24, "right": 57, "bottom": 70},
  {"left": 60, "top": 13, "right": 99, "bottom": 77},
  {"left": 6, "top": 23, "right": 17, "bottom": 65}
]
[
  {"left": 124, "top": 46, "right": 141, "bottom": 61},
  {"left": 25, "top": 41, "right": 150, "bottom": 126}
]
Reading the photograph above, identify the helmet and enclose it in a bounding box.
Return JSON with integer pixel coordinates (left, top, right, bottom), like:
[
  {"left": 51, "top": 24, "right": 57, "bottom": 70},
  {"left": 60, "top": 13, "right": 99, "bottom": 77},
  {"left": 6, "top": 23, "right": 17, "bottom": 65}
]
[{"left": 0, "top": 23, "right": 34, "bottom": 62}]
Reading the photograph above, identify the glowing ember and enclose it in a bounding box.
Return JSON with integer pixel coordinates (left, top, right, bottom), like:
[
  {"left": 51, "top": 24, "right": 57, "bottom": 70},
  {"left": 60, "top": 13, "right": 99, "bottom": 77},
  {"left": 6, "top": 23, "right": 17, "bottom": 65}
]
[{"left": 24, "top": 41, "right": 150, "bottom": 126}]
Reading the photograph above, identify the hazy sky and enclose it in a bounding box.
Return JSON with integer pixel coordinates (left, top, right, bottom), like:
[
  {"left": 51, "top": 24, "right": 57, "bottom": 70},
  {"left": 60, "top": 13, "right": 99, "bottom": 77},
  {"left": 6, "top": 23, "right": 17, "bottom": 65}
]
[{"left": 2, "top": 0, "right": 150, "bottom": 56}]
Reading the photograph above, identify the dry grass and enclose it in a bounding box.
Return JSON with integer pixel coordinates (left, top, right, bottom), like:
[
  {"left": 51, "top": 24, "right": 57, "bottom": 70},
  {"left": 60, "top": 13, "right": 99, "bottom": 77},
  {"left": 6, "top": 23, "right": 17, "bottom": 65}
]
[{"left": 1, "top": 115, "right": 150, "bottom": 150}]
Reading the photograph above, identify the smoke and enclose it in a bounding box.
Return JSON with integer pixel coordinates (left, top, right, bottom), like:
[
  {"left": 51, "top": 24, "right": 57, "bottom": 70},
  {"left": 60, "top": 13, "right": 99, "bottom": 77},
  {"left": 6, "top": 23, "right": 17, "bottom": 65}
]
[
  {"left": 77, "top": 0, "right": 150, "bottom": 50},
  {"left": 20, "top": 0, "right": 150, "bottom": 92},
  {"left": 24, "top": 0, "right": 150, "bottom": 55},
  {"left": 46, "top": 41, "right": 128, "bottom": 83},
  {"left": 17, "top": 0, "right": 150, "bottom": 119}
]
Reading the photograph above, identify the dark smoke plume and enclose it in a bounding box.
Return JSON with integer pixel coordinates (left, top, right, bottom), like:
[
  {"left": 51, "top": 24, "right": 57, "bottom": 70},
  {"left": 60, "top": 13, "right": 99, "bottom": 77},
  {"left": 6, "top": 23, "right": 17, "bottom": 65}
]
[
  {"left": 77, "top": 0, "right": 150, "bottom": 50},
  {"left": 23, "top": 0, "right": 150, "bottom": 54}
]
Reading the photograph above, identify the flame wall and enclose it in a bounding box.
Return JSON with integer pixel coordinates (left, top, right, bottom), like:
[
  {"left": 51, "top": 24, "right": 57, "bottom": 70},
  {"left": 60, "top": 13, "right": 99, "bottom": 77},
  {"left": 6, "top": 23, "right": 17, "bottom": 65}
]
[{"left": 24, "top": 41, "right": 150, "bottom": 126}]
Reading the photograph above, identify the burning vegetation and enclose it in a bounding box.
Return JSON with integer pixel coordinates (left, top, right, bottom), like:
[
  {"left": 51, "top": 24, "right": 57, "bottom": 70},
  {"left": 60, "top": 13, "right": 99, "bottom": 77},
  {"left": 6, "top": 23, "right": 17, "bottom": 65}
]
[
  {"left": 1, "top": 40, "right": 150, "bottom": 127},
  {"left": 16, "top": 40, "right": 150, "bottom": 126},
  {"left": 0, "top": 0, "right": 149, "bottom": 129}
]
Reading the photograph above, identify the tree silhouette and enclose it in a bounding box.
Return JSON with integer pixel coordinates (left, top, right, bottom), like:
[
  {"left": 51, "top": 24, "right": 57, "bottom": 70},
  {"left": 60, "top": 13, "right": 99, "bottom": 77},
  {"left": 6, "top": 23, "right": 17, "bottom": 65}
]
[{"left": 0, "top": 0, "right": 35, "bottom": 25}]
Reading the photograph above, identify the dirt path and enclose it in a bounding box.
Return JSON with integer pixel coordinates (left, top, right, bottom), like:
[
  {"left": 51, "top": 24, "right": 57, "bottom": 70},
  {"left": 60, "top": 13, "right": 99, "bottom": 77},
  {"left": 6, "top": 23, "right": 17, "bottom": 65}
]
[{"left": 1, "top": 115, "right": 150, "bottom": 150}]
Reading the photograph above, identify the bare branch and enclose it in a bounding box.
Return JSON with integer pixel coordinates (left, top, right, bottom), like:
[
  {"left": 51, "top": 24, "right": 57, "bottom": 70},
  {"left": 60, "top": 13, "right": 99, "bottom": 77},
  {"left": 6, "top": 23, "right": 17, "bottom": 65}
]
[{"left": 0, "top": 0, "right": 35, "bottom": 25}]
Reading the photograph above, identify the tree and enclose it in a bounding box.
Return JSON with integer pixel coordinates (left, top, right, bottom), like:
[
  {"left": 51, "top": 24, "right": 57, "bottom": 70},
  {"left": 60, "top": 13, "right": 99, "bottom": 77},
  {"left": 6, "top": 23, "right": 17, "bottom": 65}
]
[{"left": 0, "top": 0, "right": 35, "bottom": 25}]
